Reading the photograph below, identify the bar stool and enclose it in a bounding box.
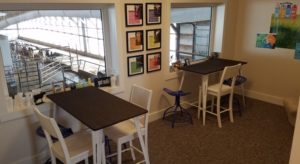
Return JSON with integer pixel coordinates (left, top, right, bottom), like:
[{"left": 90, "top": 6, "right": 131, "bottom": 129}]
[
  {"left": 223, "top": 75, "right": 247, "bottom": 116},
  {"left": 163, "top": 88, "right": 193, "bottom": 128}
]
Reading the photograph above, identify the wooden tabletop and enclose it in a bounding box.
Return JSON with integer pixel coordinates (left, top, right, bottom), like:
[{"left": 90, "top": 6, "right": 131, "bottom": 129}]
[
  {"left": 47, "top": 86, "right": 147, "bottom": 131},
  {"left": 180, "top": 58, "right": 247, "bottom": 75}
]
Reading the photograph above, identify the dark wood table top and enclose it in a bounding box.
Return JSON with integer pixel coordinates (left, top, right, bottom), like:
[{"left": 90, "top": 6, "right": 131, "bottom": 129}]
[
  {"left": 47, "top": 86, "right": 147, "bottom": 131},
  {"left": 180, "top": 58, "right": 247, "bottom": 75}
]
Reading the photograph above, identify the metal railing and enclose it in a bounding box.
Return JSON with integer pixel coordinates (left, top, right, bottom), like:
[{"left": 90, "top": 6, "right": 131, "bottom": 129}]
[{"left": 39, "top": 60, "right": 62, "bottom": 85}]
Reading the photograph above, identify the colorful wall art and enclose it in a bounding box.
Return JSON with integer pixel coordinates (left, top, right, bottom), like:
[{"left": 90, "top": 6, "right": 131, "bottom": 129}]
[
  {"left": 127, "top": 55, "right": 144, "bottom": 76},
  {"left": 256, "top": 33, "right": 277, "bottom": 49},
  {"left": 126, "top": 30, "right": 144, "bottom": 53},
  {"left": 125, "top": 4, "right": 143, "bottom": 26},
  {"left": 269, "top": 2, "right": 300, "bottom": 49},
  {"left": 146, "top": 29, "right": 161, "bottom": 50},
  {"left": 147, "top": 52, "right": 161, "bottom": 72}
]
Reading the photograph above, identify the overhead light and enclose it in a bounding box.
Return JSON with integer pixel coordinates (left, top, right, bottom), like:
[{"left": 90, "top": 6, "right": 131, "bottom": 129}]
[{"left": 0, "top": 12, "right": 7, "bottom": 17}]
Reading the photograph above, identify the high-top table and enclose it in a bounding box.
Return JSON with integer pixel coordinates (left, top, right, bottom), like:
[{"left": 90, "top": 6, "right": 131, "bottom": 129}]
[
  {"left": 47, "top": 86, "right": 148, "bottom": 164},
  {"left": 180, "top": 58, "right": 247, "bottom": 125}
]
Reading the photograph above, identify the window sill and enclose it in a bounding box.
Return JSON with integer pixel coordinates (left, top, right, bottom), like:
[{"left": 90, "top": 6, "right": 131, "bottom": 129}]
[
  {"left": 99, "top": 85, "right": 124, "bottom": 95},
  {"left": 0, "top": 86, "right": 125, "bottom": 124}
]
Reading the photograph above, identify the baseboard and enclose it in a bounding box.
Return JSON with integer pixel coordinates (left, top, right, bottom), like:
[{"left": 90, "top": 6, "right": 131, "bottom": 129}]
[
  {"left": 244, "top": 89, "right": 284, "bottom": 106},
  {"left": 149, "top": 109, "right": 165, "bottom": 122}
]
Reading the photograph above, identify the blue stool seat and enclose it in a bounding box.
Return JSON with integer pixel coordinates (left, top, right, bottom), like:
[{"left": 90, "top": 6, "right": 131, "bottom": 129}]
[{"left": 163, "top": 88, "right": 193, "bottom": 128}]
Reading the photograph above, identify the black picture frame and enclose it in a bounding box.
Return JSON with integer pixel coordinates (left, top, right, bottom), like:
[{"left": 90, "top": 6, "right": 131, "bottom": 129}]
[
  {"left": 126, "top": 30, "right": 144, "bottom": 53},
  {"left": 146, "top": 3, "right": 162, "bottom": 25},
  {"left": 146, "top": 29, "right": 161, "bottom": 50},
  {"left": 125, "top": 3, "right": 143, "bottom": 27},
  {"left": 147, "top": 52, "right": 161, "bottom": 73},
  {"left": 127, "top": 55, "right": 144, "bottom": 76}
]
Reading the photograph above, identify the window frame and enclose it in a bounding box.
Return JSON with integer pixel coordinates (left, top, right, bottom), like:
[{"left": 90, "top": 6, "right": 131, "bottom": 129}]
[
  {"left": 169, "top": 5, "right": 217, "bottom": 66},
  {"left": 0, "top": 7, "right": 116, "bottom": 114}
]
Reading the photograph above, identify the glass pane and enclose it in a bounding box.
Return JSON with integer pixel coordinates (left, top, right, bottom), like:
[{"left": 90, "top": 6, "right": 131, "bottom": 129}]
[
  {"left": 0, "top": 10, "right": 106, "bottom": 101},
  {"left": 170, "top": 6, "right": 212, "bottom": 65}
]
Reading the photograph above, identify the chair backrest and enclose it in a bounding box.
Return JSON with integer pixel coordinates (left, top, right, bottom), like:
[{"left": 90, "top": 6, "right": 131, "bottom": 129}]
[
  {"left": 33, "top": 106, "right": 71, "bottom": 163},
  {"left": 129, "top": 84, "right": 153, "bottom": 130},
  {"left": 219, "top": 64, "right": 242, "bottom": 89}
]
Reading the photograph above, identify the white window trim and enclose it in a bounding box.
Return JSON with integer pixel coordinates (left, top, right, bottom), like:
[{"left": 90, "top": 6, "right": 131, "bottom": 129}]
[
  {"left": 165, "top": 5, "right": 218, "bottom": 81},
  {"left": 0, "top": 4, "right": 123, "bottom": 119}
]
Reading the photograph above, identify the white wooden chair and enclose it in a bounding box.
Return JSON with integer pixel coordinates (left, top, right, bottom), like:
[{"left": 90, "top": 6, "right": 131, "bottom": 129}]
[
  {"left": 203, "top": 64, "right": 242, "bottom": 128},
  {"left": 33, "top": 106, "right": 93, "bottom": 164},
  {"left": 104, "top": 84, "right": 153, "bottom": 164}
]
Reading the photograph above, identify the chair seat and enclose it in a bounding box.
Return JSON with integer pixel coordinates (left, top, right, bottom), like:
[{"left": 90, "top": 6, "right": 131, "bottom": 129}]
[
  {"left": 52, "top": 130, "right": 92, "bottom": 162},
  {"left": 105, "top": 120, "right": 144, "bottom": 142},
  {"left": 207, "top": 83, "right": 232, "bottom": 96}
]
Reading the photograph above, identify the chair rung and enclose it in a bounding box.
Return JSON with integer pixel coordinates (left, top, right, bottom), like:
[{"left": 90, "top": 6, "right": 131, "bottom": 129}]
[
  {"left": 181, "top": 100, "right": 199, "bottom": 108},
  {"left": 105, "top": 145, "right": 144, "bottom": 158},
  {"left": 205, "top": 109, "right": 230, "bottom": 115},
  {"left": 206, "top": 110, "right": 217, "bottom": 116}
]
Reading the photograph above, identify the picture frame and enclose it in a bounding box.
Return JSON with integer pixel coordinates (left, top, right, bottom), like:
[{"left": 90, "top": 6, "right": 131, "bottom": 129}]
[
  {"left": 127, "top": 55, "right": 144, "bottom": 76},
  {"left": 146, "top": 29, "right": 161, "bottom": 50},
  {"left": 126, "top": 30, "right": 144, "bottom": 53},
  {"left": 147, "top": 52, "right": 161, "bottom": 73},
  {"left": 146, "top": 3, "right": 162, "bottom": 25},
  {"left": 125, "top": 4, "right": 143, "bottom": 27}
]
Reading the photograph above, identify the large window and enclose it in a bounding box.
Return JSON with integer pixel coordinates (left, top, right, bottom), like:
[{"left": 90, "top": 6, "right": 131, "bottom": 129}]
[
  {"left": 1, "top": 10, "right": 105, "bottom": 60},
  {"left": 0, "top": 10, "right": 109, "bottom": 97},
  {"left": 169, "top": 7, "right": 212, "bottom": 66}
]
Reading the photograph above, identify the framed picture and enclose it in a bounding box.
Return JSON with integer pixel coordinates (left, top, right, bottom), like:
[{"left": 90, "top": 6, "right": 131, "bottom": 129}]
[
  {"left": 146, "top": 3, "right": 161, "bottom": 25},
  {"left": 147, "top": 52, "right": 161, "bottom": 72},
  {"left": 125, "top": 4, "right": 143, "bottom": 27},
  {"left": 146, "top": 29, "right": 161, "bottom": 50},
  {"left": 127, "top": 55, "right": 144, "bottom": 76},
  {"left": 126, "top": 30, "right": 144, "bottom": 53}
]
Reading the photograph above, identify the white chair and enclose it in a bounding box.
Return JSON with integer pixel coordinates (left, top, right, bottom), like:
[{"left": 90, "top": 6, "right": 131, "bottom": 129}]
[
  {"left": 202, "top": 64, "right": 242, "bottom": 128},
  {"left": 104, "top": 84, "right": 153, "bottom": 164},
  {"left": 33, "top": 106, "right": 93, "bottom": 164}
]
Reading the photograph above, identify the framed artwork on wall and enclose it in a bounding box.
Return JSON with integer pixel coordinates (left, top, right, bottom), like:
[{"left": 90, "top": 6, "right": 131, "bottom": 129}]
[
  {"left": 125, "top": 4, "right": 143, "bottom": 27},
  {"left": 126, "top": 30, "right": 144, "bottom": 53},
  {"left": 127, "top": 55, "right": 144, "bottom": 76},
  {"left": 146, "top": 3, "right": 161, "bottom": 25},
  {"left": 147, "top": 52, "right": 161, "bottom": 73},
  {"left": 146, "top": 29, "right": 161, "bottom": 50}
]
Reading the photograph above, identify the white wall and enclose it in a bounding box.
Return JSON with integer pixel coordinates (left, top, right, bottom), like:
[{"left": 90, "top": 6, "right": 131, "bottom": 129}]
[
  {"left": 213, "top": 4, "right": 225, "bottom": 53},
  {"left": 0, "top": 46, "right": 9, "bottom": 114},
  {"left": 0, "top": 0, "right": 238, "bottom": 163},
  {"left": 234, "top": 0, "right": 300, "bottom": 104}
]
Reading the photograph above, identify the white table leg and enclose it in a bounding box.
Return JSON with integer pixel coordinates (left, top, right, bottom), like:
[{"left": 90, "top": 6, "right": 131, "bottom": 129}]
[
  {"left": 52, "top": 103, "right": 57, "bottom": 119},
  {"left": 179, "top": 71, "right": 186, "bottom": 90},
  {"left": 202, "top": 75, "right": 209, "bottom": 126},
  {"left": 92, "top": 129, "right": 105, "bottom": 164},
  {"left": 133, "top": 117, "right": 150, "bottom": 164}
]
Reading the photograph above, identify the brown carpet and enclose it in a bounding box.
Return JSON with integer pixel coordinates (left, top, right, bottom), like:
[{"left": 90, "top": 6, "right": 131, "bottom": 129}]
[
  {"left": 63, "top": 98, "right": 294, "bottom": 164},
  {"left": 107, "top": 98, "right": 294, "bottom": 164}
]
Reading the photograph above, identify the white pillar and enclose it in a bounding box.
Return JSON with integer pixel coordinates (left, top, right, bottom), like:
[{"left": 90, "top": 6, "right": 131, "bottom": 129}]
[{"left": 0, "top": 35, "right": 12, "bottom": 114}]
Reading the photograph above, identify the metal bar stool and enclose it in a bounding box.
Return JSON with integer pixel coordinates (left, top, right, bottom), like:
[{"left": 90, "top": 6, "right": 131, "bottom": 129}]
[{"left": 163, "top": 88, "right": 193, "bottom": 128}]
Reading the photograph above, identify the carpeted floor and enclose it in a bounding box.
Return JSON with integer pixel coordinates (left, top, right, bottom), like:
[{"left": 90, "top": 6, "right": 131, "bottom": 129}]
[
  {"left": 61, "top": 97, "right": 294, "bottom": 164},
  {"left": 107, "top": 98, "right": 294, "bottom": 164}
]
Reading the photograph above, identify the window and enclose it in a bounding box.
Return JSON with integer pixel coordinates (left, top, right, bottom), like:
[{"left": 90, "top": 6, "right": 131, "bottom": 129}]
[
  {"left": 0, "top": 9, "right": 110, "bottom": 100},
  {"left": 169, "top": 7, "right": 212, "bottom": 66}
]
